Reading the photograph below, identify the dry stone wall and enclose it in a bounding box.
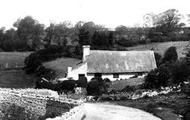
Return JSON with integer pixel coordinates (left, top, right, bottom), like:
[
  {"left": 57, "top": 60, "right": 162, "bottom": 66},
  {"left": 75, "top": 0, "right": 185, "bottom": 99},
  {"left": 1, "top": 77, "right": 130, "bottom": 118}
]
[
  {"left": 0, "top": 88, "right": 83, "bottom": 119},
  {"left": 46, "top": 104, "right": 85, "bottom": 120}
]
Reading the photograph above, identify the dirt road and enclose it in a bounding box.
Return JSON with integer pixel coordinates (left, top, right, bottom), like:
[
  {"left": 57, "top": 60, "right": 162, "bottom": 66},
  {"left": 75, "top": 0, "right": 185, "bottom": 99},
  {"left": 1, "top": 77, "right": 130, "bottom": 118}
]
[{"left": 83, "top": 103, "right": 161, "bottom": 120}]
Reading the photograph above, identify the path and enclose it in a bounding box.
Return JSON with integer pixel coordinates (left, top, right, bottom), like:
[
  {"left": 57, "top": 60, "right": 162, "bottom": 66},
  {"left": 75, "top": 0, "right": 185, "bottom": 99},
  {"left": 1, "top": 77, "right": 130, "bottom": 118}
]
[{"left": 83, "top": 103, "right": 161, "bottom": 120}]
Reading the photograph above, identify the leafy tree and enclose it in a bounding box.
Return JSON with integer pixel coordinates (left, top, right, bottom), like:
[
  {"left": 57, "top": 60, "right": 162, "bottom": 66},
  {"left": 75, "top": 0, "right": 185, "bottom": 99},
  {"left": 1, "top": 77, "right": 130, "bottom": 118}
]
[
  {"left": 115, "top": 25, "right": 128, "bottom": 35},
  {"left": 13, "top": 16, "right": 45, "bottom": 50},
  {"left": 0, "top": 27, "right": 5, "bottom": 49},
  {"left": 153, "top": 9, "right": 184, "bottom": 34},
  {"left": 148, "top": 9, "right": 185, "bottom": 42},
  {"left": 115, "top": 26, "right": 148, "bottom": 46},
  {"left": 75, "top": 21, "right": 108, "bottom": 46},
  {"left": 91, "top": 31, "right": 113, "bottom": 48},
  {"left": 44, "top": 22, "right": 73, "bottom": 47}
]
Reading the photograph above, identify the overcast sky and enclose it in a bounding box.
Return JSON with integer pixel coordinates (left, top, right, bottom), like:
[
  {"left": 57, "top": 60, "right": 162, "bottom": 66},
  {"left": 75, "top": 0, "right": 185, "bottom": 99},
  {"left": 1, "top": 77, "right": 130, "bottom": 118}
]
[{"left": 0, "top": 0, "right": 189, "bottom": 29}]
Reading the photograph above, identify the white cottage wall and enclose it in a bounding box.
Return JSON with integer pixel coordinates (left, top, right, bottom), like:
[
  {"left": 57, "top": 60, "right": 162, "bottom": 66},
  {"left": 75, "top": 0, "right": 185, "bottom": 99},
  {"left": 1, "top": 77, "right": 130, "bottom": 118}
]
[
  {"left": 86, "top": 73, "right": 135, "bottom": 81},
  {"left": 67, "top": 63, "right": 87, "bottom": 80}
]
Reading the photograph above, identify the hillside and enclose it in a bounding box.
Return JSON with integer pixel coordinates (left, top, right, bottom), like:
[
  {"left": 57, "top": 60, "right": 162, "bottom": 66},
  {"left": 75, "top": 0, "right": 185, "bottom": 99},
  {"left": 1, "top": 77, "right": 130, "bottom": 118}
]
[
  {"left": 0, "top": 52, "right": 35, "bottom": 88},
  {"left": 126, "top": 41, "right": 189, "bottom": 58},
  {"left": 43, "top": 57, "right": 81, "bottom": 78},
  {"left": 0, "top": 52, "right": 31, "bottom": 69}
]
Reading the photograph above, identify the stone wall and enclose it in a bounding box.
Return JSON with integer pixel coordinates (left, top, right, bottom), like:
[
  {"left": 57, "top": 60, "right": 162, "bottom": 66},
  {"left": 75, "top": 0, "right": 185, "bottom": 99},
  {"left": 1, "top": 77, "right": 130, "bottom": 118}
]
[
  {"left": 0, "top": 89, "right": 82, "bottom": 119},
  {"left": 46, "top": 104, "right": 85, "bottom": 120}
]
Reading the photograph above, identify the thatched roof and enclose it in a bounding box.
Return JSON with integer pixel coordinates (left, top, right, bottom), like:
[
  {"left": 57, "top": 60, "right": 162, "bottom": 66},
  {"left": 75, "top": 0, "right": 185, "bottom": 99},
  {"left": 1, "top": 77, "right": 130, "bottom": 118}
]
[{"left": 86, "top": 50, "right": 157, "bottom": 73}]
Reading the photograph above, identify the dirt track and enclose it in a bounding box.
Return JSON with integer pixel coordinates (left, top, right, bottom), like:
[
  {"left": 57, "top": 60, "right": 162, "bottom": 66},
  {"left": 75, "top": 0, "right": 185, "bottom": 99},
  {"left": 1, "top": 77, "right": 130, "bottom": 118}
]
[{"left": 83, "top": 103, "right": 161, "bottom": 120}]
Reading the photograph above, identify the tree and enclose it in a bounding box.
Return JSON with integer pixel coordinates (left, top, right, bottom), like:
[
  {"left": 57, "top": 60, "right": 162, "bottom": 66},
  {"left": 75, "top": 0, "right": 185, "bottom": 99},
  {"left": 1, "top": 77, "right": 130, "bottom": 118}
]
[
  {"left": 13, "top": 16, "right": 45, "bottom": 50},
  {"left": 0, "top": 27, "right": 5, "bottom": 49},
  {"left": 115, "top": 26, "right": 148, "bottom": 47},
  {"left": 44, "top": 22, "right": 73, "bottom": 47},
  {"left": 148, "top": 9, "right": 185, "bottom": 42},
  {"left": 75, "top": 21, "right": 108, "bottom": 46},
  {"left": 162, "top": 46, "right": 178, "bottom": 63},
  {"left": 153, "top": 9, "right": 184, "bottom": 32},
  {"left": 91, "top": 31, "right": 113, "bottom": 49}
]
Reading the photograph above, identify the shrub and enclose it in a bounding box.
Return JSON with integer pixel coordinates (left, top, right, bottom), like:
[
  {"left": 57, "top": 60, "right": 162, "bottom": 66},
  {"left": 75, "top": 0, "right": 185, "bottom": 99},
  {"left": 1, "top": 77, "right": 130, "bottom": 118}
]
[
  {"left": 86, "top": 78, "right": 102, "bottom": 96},
  {"left": 77, "top": 76, "right": 87, "bottom": 88},
  {"left": 144, "top": 63, "right": 171, "bottom": 89},
  {"left": 162, "top": 46, "right": 178, "bottom": 64},
  {"left": 24, "top": 45, "right": 65, "bottom": 81},
  {"left": 170, "top": 59, "right": 190, "bottom": 84}
]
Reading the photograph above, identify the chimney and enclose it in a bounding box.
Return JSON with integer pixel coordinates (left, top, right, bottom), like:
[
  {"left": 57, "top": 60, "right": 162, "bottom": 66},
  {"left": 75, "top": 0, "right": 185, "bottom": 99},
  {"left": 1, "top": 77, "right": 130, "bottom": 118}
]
[
  {"left": 83, "top": 45, "right": 90, "bottom": 62},
  {"left": 67, "top": 67, "right": 72, "bottom": 77}
]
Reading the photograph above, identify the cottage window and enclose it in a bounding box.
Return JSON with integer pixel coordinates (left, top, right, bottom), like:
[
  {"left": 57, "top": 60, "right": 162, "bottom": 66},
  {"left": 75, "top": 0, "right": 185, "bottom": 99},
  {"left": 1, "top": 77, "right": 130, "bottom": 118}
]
[{"left": 113, "top": 73, "right": 119, "bottom": 78}]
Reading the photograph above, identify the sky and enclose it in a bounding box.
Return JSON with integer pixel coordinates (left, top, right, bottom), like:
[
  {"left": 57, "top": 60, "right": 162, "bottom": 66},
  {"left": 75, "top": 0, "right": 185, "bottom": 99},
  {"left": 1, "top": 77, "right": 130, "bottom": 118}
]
[{"left": 0, "top": 0, "right": 189, "bottom": 29}]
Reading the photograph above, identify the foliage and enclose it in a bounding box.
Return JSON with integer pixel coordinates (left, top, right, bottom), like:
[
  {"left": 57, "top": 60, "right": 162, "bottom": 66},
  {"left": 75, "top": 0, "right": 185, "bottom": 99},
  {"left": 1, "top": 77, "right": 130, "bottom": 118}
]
[
  {"left": 24, "top": 45, "right": 65, "bottom": 81},
  {"left": 162, "top": 46, "right": 178, "bottom": 63},
  {"left": 13, "top": 16, "right": 45, "bottom": 50},
  {"left": 144, "top": 44, "right": 190, "bottom": 89},
  {"left": 147, "top": 9, "right": 186, "bottom": 42},
  {"left": 115, "top": 26, "right": 149, "bottom": 47},
  {"left": 86, "top": 77, "right": 111, "bottom": 96},
  {"left": 170, "top": 59, "right": 190, "bottom": 84},
  {"left": 144, "top": 63, "right": 171, "bottom": 89},
  {"left": 91, "top": 31, "right": 114, "bottom": 48},
  {"left": 44, "top": 22, "right": 73, "bottom": 47},
  {"left": 35, "top": 79, "right": 77, "bottom": 94},
  {"left": 153, "top": 9, "right": 184, "bottom": 34},
  {"left": 77, "top": 76, "right": 88, "bottom": 88},
  {"left": 1, "top": 10, "right": 190, "bottom": 52}
]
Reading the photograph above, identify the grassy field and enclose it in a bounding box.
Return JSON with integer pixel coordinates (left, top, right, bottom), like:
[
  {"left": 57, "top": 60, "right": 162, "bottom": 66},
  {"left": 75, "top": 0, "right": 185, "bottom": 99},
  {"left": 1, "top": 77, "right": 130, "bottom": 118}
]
[
  {"left": 0, "top": 52, "right": 35, "bottom": 88},
  {"left": 43, "top": 57, "right": 81, "bottom": 78},
  {"left": 0, "top": 52, "right": 31, "bottom": 69},
  {"left": 0, "top": 70, "right": 36, "bottom": 88},
  {"left": 126, "top": 41, "right": 189, "bottom": 58}
]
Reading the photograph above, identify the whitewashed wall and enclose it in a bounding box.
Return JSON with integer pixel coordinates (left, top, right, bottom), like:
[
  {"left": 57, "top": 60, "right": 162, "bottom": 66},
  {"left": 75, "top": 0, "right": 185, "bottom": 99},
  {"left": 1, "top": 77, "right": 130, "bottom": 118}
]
[
  {"left": 67, "top": 63, "right": 87, "bottom": 80},
  {"left": 86, "top": 74, "right": 135, "bottom": 81}
]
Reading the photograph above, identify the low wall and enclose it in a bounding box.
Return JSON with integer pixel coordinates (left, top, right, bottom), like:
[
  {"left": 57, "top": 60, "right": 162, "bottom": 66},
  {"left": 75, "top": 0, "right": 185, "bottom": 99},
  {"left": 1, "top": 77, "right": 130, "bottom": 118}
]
[
  {"left": 46, "top": 104, "right": 85, "bottom": 120},
  {"left": 0, "top": 89, "right": 84, "bottom": 119}
]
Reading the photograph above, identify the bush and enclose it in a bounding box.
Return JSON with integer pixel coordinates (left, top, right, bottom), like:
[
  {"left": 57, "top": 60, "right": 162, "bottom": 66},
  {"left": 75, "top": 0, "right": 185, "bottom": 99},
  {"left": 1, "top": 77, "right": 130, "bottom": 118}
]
[
  {"left": 87, "top": 78, "right": 102, "bottom": 96},
  {"left": 144, "top": 63, "right": 171, "bottom": 89},
  {"left": 86, "top": 77, "right": 111, "bottom": 96},
  {"left": 24, "top": 45, "right": 65, "bottom": 80},
  {"left": 77, "top": 76, "right": 87, "bottom": 88},
  {"left": 170, "top": 59, "right": 190, "bottom": 84},
  {"left": 162, "top": 46, "right": 178, "bottom": 64}
]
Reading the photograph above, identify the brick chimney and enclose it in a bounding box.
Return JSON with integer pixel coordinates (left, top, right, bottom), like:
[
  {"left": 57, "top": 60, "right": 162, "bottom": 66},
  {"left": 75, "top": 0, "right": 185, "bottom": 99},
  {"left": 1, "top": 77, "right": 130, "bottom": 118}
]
[{"left": 83, "top": 45, "right": 90, "bottom": 62}]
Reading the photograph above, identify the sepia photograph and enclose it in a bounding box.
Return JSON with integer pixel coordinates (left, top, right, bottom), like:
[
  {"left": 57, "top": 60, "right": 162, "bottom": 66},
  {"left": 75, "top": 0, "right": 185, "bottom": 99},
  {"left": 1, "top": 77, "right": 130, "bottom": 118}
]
[{"left": 0, "top": 0, "right": 190, "bottom": 120}]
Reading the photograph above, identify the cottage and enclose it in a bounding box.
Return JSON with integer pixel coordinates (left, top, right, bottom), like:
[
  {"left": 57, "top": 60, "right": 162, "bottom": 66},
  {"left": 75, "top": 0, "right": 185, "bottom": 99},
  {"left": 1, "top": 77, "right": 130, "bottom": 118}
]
[{"left": 67, "top": 45, "right": 157, "bottom": 81}]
